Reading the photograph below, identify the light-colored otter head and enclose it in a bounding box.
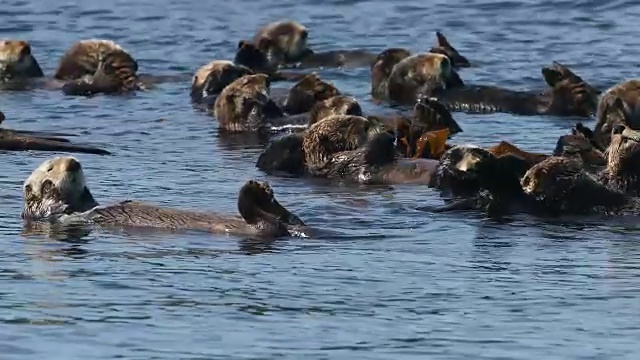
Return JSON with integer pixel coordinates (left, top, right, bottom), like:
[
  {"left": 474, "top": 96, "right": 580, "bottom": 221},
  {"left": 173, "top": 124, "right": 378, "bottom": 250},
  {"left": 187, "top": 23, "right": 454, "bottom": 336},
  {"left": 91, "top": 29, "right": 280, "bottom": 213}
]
[
  {"left": 252, "top": 20, "right": 310, "bottom": 67},
  {"left": 191, "top": 60, "right": 254, "bottom": 102},
  {"left": 54, "top": 39, "right": 135, "bottom": 81},
  {"left": 22, "top": 157, "right": 99, "bottom": 220},
  {"left": 283, "top": 73, "right": 341, "bottom": 115},
  {"left": 0, "top": 40, "right": 44, "bottom": 80},
  {"left": 303, "top": 115, "right": 378, "bottom": 169},
  {"left": 213, "top": 74, "right": 275, "bottom": 133},
  {"left": 308, "top": 95, "right": 362, "bottom": 126},
  {"left": 605, "top": 124, "right": 640, "bottom": 177},
  {"left": 387, "top": 53, "right": 458, "bottom": 104}
]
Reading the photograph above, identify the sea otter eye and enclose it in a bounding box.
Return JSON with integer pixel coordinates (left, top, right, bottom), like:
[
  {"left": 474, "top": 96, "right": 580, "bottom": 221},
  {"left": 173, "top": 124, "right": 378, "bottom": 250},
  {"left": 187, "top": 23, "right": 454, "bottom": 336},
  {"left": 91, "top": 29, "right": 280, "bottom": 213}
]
[{"left": 41, "top": 180, "right": 54, "bottom": 196}]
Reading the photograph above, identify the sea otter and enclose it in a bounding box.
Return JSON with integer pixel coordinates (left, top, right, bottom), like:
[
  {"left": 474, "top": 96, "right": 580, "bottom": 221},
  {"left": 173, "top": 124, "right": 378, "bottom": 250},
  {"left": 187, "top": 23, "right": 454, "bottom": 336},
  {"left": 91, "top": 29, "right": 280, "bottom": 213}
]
[
  {"left": 190, "top": 60, "right": 254, "bottom": 104},
  {"left": 256, "top": 97, "right": 459, "bottom": 175},
  {"left": 234, "top": 40, "right": 311, "bottom": 82},
  {"left": 301, "top": 114, "right": 439, "bottom": 184},
  {"left": 593, "top": 81, "right": 640, "bottom": 148},
  {"left": 22, "top": 157, "right": 307, "bottom": 237},
  {"left": 597, "top": 124, "right": 640, "bottom": 196},
  {"left": 273, "top": 72, "right": 341, "bottom": 115},
  {"left": 429, "top": 61, "right": 600, "bottom": 117},
  {"left": 56, "top": 40, "right": 140, "bottom": 96},
  {"left": 518, "top": 155, "right": 639, "bottom": 217},
  {"left": 212, "top": 73, "right": 284, "bottom": 133},
  {"left": 0, "top": 40, "right": 44, "bottom": 81}
]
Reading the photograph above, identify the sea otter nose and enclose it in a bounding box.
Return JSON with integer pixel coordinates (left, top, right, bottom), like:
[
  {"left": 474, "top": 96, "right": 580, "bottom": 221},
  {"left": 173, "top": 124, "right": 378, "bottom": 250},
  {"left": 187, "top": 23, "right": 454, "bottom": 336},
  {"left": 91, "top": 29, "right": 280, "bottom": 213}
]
[
  {"left": 612, "top": 124, "right": 626, "bottom": 135},
  {"left": 65, "top": 158, "right": 81, "bottom": 172}
]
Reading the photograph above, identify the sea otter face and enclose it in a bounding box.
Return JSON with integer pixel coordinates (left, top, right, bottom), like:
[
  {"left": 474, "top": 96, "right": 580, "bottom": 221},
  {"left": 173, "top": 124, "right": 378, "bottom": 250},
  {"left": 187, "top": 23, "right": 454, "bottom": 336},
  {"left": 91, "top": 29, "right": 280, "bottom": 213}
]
[
  {"left": 308, "top": 96, "right": 362, "bottom": 126},
  {"left": 431, "top": 145, "right": 495, "bottom": 196},
  {"left": 191, "top": 60, "right": 254, "bottom": 101},
  {"left": 252, "top": 20, "right": 310, "bottom": 68},
  {"left": 606, "top": 125, "right": 640, "bottom": 176},
  {"left": 22, "top": 157, "right": 93, "bottom": 220},
  {"left": 0, "top": 40, "right": 44, "bottom": 80}
]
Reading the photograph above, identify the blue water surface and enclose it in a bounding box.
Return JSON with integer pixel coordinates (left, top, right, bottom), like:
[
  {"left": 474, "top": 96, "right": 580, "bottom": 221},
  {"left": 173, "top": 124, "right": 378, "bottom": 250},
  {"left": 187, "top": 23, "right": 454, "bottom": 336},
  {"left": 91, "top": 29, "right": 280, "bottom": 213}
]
[{"left": 1, "top": 0, "right": 640, "bottom": 359}]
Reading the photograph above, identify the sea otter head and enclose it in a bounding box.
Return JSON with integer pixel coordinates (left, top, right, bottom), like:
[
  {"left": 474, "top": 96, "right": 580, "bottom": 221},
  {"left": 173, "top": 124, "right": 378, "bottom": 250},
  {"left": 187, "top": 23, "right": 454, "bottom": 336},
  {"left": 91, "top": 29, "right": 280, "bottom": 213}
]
[
  {"left": 22, "top": 157, "right": 99, "bottom": 220},
  {"left": 191, "top": 60, "right": 254, "bottom": 102},
  {"left": 0, "top": 40, "right": 44, "bottom": 80},
  {"left": 431, "top": 144, "right": 495, "bottom": 197},
  {"left": 605, "top": 124, "right": 640, "bottom": 178},
  {"left": 252, "top": 20, "right": 310, "bottom": 67}
]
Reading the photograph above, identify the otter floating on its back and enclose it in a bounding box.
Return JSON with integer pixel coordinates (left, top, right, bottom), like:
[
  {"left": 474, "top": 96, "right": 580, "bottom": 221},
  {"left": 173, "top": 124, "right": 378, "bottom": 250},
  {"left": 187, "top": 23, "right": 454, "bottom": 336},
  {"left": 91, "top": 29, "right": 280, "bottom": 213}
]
[{"left": 22, "top": 157, "right": 308, "bottom": 238}]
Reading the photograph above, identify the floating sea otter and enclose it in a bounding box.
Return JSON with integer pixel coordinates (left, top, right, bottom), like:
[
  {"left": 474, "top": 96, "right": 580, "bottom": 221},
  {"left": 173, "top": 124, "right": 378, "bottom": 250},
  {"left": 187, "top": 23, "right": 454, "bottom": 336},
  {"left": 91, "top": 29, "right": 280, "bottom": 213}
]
[
  {"left": 22, "top": 156, "right": 308, "bottom": 238},
  {"left": 371, "top": 49, "right": 599, "bottom": 117}
]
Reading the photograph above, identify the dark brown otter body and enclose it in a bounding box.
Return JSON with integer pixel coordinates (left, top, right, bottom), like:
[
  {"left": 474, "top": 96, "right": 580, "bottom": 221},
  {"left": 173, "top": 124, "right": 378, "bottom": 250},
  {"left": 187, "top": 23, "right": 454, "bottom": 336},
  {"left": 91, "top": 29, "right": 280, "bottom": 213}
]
[
  {"left": 429, "top": 62, "right": 600, "bottom": 117},
  {"left": 519, "top": 156, "right": 638, "bottom": 217},
  {"left": 22, "top": 157, "right": 306, "bottom": 238}
]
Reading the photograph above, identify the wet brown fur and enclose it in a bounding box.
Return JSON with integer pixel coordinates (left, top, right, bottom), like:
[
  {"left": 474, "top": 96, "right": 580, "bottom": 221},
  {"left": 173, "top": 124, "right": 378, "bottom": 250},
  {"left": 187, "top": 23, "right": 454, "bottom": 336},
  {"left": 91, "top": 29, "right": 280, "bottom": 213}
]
[
  {"left": 594, "top": 80, "right": 640, "bottom": 148},
  {"left": 213, "top": 74, "right": 272, "bottom": 133},
  {"left": 280, "top": 73, "right": 340, "bottom": 115},
  {"left": 252, "top": 20, "right": 310, "bottom": 67},
  {"left": 191, "top": 60, "right": 254, "bottom": 102},
  {"left": 308, "top": 96, "right": 363, "bottom": 126},
  {"left": 386, "top": 53, "right": 454, "bottom": 105}
]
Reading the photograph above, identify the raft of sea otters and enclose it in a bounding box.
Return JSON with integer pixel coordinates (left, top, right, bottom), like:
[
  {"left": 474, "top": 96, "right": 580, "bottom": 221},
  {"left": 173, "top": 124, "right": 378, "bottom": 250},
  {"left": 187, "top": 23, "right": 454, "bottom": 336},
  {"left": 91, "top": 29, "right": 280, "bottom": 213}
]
[{"left": 7, "top": 19, "right": 640, "bottom": 238}]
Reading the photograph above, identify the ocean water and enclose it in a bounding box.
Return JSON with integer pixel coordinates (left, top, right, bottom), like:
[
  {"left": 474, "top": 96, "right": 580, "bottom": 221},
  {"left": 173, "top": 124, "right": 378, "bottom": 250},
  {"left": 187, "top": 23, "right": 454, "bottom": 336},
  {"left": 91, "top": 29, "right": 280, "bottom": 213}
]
[{"left": 1, "top": 0, "right": 640, "bottom": 359}]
